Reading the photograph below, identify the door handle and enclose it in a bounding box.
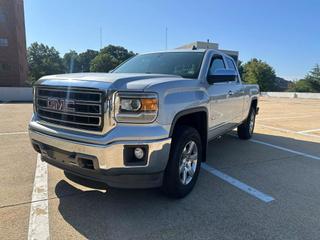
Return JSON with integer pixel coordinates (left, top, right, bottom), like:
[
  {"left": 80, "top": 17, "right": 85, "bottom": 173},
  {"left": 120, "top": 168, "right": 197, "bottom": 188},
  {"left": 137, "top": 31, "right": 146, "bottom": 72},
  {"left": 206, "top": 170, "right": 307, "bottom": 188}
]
[{"left": 228, "top": 90, "right": 234, "bottom": 96}]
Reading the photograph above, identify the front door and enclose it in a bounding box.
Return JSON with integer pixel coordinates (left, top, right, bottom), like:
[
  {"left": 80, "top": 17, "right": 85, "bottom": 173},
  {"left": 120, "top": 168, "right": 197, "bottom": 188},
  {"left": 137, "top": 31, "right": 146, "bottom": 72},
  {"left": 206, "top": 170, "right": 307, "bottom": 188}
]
[{"left": 207, "top": 54, "right": 233, "bottom": 139}]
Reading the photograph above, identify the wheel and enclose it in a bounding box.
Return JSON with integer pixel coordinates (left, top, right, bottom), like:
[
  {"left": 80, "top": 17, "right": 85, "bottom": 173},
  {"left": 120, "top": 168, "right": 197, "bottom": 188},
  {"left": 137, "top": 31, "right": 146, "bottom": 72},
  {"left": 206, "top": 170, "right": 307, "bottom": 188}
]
[
  {"left": 237, "top": 107, "right": 256, "bottom": 140},
  {"left": 162, "top": 125, "right": 202, "bottom": 198}
]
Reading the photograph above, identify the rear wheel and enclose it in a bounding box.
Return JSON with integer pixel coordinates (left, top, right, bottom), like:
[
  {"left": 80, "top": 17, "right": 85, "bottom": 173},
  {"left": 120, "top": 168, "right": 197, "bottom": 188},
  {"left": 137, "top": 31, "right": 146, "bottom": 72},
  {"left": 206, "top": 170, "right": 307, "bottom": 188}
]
[
  {"left": 162, "top": 125, "right": 202, "bottom": 198},
  {"left": 237, "top": 107, "right": 256, "bottom": 140}
]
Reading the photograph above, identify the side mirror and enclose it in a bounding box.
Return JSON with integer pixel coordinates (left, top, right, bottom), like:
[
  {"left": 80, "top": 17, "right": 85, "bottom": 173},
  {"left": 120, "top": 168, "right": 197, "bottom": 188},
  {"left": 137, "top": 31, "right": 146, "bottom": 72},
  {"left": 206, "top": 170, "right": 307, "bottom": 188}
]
[{"left": 207, "top": 69, "right": 237, "bottom": 84}]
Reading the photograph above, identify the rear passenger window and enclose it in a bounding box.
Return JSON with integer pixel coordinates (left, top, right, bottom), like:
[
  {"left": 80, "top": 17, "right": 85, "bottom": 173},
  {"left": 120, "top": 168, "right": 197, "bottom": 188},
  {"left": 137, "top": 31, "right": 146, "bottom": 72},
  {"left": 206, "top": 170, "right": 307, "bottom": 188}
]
[
  {"left": 226, "top": 58, "right": 236, "bottom": 70},
  {"left": 226, "top": 57, "right": 239, "bottom": 82},
  {"left": 208, "top": 55, "right": 225, "bottom": 75}
]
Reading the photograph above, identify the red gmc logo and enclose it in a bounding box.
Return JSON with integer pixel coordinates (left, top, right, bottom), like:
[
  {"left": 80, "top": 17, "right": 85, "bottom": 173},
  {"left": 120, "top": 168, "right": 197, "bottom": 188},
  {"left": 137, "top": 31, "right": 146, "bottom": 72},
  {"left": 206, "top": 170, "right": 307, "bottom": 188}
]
[{"left": 47, "top": 98, "right": 75, "bottom": 112}]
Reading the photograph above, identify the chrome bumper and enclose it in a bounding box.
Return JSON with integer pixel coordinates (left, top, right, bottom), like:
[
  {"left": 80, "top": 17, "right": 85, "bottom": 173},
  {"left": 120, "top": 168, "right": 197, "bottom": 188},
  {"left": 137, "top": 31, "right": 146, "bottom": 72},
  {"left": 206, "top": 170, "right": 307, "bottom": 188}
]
[{"left": 29, "top": 129, "right": 171, "bottom": 188}]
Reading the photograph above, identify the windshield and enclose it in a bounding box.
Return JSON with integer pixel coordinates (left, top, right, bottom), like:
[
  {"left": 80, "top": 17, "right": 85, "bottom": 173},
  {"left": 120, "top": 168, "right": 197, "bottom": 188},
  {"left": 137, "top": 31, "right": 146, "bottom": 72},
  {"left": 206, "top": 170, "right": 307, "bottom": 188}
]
[{"left": 113, "top": 52, "right": 204, "bottom": 79}]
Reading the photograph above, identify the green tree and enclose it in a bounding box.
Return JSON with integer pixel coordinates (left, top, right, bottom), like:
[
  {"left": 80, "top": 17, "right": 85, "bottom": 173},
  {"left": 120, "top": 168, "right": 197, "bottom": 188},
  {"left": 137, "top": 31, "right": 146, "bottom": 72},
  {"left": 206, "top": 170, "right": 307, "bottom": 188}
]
[
  {"left": 288, "top": 79, "right": 313, "bottom": 92},
  {"left": 289, "top": 64, "right": 320, "bottom": 93},
  {"left": 100, "top": 45, "right": 135, "bottom": 63},
  {"left": 305, "top": 64, "right": 320, "bottom": 92},
  {"left": 237, "top": 60, "right": 244, "bottom": 80},
  {"left": 78, "top": 49, "right": 99, "bottom": 72},
  {"left": 90, "top": 53, "right": 119, "bottom": 72},
  {"left": 27, "top": 42, "right": 64, "bottom": 83},
  {"left": 90, "top": 45, "right": 135, "bottom": 72},
  {"left": 242, "top": 58, "right": 277, "bottom": 91},
  {"left": 63, "top": 50, "right": 79, "bottom": 73}
]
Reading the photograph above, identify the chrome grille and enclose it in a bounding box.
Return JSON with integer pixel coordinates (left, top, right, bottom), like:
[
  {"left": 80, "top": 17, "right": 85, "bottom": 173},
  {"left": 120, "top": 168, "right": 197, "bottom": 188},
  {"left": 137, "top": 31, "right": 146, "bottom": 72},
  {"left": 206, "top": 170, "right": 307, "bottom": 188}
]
[{"left": 35, "top": 87, "right": 104, "bottom": 131}]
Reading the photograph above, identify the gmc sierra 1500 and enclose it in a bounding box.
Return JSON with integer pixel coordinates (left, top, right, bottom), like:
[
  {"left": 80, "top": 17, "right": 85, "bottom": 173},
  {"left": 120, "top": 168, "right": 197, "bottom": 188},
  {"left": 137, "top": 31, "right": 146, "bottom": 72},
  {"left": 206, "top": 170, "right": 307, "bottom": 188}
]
[{"left": 29, "top": 49, "right": 259, "bottom": 198}]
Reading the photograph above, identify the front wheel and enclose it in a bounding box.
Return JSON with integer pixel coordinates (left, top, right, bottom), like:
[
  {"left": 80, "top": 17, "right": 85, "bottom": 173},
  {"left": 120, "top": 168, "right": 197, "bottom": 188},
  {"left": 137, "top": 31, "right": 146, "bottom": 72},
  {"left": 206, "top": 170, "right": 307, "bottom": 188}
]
[
  {"left": 162, "top": 125, "right": 202, "bottom": 198},
  {"left": 237, "top": 107, "right": 256, "bottom": 140}
]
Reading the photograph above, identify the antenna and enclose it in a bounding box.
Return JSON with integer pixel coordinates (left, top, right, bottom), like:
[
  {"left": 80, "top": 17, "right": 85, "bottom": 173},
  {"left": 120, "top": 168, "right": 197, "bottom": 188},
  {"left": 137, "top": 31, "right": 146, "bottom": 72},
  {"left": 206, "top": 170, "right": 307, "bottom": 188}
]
[
  {"left": 99, "top": 27, "right": 102, "bottom": 50},
  {"left": 165, "top": 27, "right": 168, "bottom": 49}
]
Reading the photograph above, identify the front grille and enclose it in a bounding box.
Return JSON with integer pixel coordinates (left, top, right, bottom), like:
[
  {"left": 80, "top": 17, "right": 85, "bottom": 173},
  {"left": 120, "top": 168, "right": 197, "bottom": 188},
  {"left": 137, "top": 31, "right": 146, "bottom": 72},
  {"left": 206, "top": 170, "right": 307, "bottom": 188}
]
[{"left": 35, "top": 87, "right": 104, "bottom": 131}]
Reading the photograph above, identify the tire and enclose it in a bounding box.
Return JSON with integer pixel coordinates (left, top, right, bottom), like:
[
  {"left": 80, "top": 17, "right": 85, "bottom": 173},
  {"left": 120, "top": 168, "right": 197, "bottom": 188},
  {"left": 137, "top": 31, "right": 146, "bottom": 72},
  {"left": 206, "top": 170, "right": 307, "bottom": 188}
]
[
  {"left": 162, "top": 125, "right": 202, "bottom": 198},
  {"left": 237, "top": 107, "right": 256, "bottom": 140}
]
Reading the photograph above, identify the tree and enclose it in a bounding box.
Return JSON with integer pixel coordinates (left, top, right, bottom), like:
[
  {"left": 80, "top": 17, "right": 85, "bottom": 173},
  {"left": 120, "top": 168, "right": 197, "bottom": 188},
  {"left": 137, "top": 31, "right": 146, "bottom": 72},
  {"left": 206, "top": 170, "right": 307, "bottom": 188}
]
[
  {"left": 63, "top": 50, "right": 79, "bottom": 73},
  {"left": 242, "top": 58, "right": 277, "bottom": 91},
  {"left": 27, "top": 42, "right": 64, "bottom": 84},
  {"left": 90, "top": 53, "right": 119, "bottom": 72},
  {"left": 289, "top": 64, "right": 320, "bottom": 92},
  {"left": 78, "top": 49, "right": 99, "bottom": 72},
  {"left": 100, "top": 45, "right": 135, "bottom": 63},
  {"left": 305, "top": 64, "right": 320, "bottom": 92},
  {"left": 237, "top": 60, "right": 244, "bottom": 80},
  {"left": 90, "top": 45, "right": 135, "bottom": 72},
  {"left": 288, "top": 79, "right": 313, "bottom": 92}
]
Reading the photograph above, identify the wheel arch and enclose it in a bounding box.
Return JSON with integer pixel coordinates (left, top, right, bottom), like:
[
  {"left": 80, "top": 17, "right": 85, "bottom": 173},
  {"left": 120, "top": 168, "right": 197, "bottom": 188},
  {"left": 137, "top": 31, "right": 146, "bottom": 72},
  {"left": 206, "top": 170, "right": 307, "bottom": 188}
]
[{"left": 169, "top": 107, "right": 208, "bottom": 162}]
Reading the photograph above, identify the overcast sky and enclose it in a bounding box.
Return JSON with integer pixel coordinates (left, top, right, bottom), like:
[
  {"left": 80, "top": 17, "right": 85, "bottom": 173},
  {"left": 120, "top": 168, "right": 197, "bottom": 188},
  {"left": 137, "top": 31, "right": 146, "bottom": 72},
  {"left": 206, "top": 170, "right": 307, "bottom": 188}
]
[{"left": 25, "top": 0, "right": 320, "bottom": 80}]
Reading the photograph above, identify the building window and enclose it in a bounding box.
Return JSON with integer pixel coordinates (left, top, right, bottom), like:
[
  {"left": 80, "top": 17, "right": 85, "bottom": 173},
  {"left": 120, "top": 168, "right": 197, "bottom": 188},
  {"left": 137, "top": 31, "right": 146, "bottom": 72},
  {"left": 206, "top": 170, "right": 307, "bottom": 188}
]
[
  {"left": 0, "top": 7, "right": 5, "bottom": 23},
  {"left": 0, "top": 63, "right": 10, "bottom": 72},
  {"left": 0, "top": 13, "right": 5, "bottom": 23},
  {"left": 0, "top": 38, "right": 8, "bottom": 47}
]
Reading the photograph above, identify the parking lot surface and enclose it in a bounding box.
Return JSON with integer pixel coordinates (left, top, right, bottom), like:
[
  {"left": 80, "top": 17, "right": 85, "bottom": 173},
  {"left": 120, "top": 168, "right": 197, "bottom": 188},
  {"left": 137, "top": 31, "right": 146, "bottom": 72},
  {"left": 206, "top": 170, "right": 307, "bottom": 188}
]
[{"left": 1, "top": 97, "right": 320, "bottom": 240}]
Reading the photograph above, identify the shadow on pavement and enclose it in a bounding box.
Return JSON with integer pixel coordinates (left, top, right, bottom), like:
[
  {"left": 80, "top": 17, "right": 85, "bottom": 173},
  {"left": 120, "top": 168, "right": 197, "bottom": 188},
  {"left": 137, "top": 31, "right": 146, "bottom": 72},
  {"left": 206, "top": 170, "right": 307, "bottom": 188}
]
[
  {"left": 55, "top": 180, "right": 181, "bottom": 240},
  {"left": 55, "top": 132, "right": 320, "bottom": 240}
]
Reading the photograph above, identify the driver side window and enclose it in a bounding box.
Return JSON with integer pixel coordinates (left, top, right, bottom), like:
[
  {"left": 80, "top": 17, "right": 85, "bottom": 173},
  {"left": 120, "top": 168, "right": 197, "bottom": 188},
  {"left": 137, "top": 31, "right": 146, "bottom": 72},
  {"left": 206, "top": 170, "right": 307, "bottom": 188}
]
[{"left": 208, "top": 55, "right": 225, "bottom": 75}]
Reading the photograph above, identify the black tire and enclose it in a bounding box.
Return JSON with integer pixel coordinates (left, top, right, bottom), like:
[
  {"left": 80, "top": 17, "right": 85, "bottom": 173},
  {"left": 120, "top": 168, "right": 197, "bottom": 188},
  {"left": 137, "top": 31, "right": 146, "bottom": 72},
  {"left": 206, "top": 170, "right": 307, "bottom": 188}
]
[
  {"left": 237, "top": 107, "right": 256, "bottom": 140},
  {"left": 162, "top": 125, "right": 202, "bottom": 198}
]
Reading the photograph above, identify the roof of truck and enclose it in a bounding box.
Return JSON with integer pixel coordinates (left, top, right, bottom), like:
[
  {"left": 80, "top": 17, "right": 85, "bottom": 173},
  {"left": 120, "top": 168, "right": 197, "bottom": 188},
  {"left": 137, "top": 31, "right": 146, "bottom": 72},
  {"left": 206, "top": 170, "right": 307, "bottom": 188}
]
[{"left": 140, "top": 48, "right": 233, "bottom": 58}]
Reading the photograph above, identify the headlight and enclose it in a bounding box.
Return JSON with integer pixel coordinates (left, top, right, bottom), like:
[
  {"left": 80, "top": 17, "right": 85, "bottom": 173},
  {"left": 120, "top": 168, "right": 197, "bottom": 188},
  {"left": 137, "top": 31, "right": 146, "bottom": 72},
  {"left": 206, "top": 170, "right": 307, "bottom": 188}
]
[{"left": 114, "top": 92, "right": 158, "bottom": 123}]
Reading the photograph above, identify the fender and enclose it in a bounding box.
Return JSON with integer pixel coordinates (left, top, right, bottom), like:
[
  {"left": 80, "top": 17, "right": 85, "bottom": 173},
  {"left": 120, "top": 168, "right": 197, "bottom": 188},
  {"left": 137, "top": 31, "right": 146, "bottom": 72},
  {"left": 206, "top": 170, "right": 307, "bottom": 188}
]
[{"left": 169, "top": 107, "right": 208, "bottom": 162}]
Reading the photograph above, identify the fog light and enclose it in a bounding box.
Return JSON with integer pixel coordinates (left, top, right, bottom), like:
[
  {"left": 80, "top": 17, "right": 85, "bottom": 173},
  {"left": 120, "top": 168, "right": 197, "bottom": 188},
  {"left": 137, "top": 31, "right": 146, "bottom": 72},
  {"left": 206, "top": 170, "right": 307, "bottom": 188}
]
[{"left": 134, "top": 147, "right": 144, "bottom": 159}]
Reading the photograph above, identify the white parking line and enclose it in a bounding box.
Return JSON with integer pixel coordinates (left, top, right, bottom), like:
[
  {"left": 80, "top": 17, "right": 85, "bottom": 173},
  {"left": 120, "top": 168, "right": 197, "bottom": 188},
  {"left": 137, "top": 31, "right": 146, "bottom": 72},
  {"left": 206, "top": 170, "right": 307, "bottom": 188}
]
[
  {"left": 258, "top": 124, "right": 320, "bottom": 139},
  {"left": 298, "top": 128, "right": 320, "bottom": 133},
  {"left": 28, "top": 154, "right": 49, "bottom": 240},
  {"left": 201, "top": 163, "right": 275, "bottom": 203},
  {"left": 259, "top": 115, "right": 313, "bottom": 120},
  {"left": 0, "top": 131, "right": 28, "bottom": 136},
  {"left": 249, "top": 139, "right": 320, "bottom": 161}
]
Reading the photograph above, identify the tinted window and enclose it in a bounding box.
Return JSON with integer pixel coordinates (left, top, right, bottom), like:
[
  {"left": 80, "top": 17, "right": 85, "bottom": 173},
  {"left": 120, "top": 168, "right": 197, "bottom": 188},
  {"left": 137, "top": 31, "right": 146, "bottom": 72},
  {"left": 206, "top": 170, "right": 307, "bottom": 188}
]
[
  {"left": 113, "top": 52, "right": 204, "bottom": 79},
  {"left": 226, "top": 57, "right": 239, "bottom": 82},
  {"left": 208, "top": 55, "right": 225, "bottom": 75},
  {"left": 226, "top": 58, "right": 236, "bottom": 70}
]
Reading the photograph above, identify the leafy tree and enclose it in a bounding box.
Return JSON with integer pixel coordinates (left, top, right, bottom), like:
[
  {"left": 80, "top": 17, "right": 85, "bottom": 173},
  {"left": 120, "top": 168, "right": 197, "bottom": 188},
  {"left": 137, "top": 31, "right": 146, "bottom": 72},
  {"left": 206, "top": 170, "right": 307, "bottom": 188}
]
[
  {"left": 90, "top": 45, "right": 135, "bottom": 72},
  {"left": 90, "top": 53, "right": 119, "bottom": 72},
  {"left": 27, "top": 42, "right": 64, "bottom": 83},
  {"left": 78, "top": 49, "right": 99, "bottom": 72},
  {"left": 63, "top": 50, "right": 79, "bottom": 73},
  {"left": 305, "top": 64, "right": 320, "bottom": 92},
  {"left": 237, "top": 60, "right": 244, "bottom": 80},
  {"left": 242, "top": 58, "right": 277, "bottom": 91},
  {"left": 289, "top": 64, "right": 320, "bottom": 92},
  {"left": 100, "top": 45, "right": 135, "bottom": 63},
  {"left": 288, "top": 79, "right": 313, "bottom": 92}
]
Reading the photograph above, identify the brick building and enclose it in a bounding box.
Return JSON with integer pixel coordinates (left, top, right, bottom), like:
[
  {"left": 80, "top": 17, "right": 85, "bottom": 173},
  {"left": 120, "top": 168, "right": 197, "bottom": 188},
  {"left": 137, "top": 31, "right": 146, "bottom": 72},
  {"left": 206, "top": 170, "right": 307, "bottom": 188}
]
[{"left": 0, "top": 0, "right": 27, "bottom": 86}]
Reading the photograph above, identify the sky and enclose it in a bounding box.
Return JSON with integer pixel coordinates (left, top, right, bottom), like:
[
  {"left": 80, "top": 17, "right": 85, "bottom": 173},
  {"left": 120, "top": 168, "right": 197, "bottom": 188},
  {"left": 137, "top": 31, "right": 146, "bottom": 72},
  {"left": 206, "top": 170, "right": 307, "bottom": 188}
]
[{"left": 24, "top": 0, "right": 320, "bottom": 81}]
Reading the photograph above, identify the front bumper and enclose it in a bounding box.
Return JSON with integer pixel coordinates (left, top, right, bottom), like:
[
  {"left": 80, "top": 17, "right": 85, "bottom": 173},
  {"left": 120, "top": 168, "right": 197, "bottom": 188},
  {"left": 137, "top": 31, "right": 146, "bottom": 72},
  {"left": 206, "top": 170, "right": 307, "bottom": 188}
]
[{"left": 29, "top": 129, "right": 171, "bottom": 188}]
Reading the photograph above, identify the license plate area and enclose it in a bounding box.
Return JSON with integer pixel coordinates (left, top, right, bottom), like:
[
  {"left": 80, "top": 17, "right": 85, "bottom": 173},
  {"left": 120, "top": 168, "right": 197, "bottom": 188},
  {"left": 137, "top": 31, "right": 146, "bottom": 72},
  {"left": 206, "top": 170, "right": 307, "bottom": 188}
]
[{"left": 34, "top": 141, "right": 99, "bottom": 170}]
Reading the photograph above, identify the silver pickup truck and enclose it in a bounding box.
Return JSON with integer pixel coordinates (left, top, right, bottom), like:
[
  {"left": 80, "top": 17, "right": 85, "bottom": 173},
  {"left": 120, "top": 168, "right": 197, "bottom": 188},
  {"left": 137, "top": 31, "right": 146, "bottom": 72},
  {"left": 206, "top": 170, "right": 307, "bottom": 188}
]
[{"left": 29, "top": 49, "right": 259, "bottom": 198}]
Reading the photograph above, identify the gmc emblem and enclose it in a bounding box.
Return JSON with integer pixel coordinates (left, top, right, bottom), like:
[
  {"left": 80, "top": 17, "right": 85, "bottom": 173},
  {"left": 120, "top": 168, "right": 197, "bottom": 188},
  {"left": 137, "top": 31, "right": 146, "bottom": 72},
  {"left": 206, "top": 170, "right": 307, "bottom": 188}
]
[{"left": 47, "top": 98, "right": 75, "bottom": 112}]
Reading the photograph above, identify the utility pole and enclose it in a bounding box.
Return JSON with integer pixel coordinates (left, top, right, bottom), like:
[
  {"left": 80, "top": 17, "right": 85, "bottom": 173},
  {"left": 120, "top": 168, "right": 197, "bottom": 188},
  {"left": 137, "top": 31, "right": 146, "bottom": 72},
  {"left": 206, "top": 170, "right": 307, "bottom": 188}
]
[
  {"left": 165, "top": 27, "right": 168, "bottom": 50},
  {"left": 99, "top": 27, "right": 102, "bottom": 50}
]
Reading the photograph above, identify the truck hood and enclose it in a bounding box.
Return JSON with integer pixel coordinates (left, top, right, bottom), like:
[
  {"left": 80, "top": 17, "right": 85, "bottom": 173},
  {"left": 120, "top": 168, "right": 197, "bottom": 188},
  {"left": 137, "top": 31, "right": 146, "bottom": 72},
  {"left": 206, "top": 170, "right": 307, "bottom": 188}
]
[{"left": 36, "top": 72, "right": 186, "bottom": 91}]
